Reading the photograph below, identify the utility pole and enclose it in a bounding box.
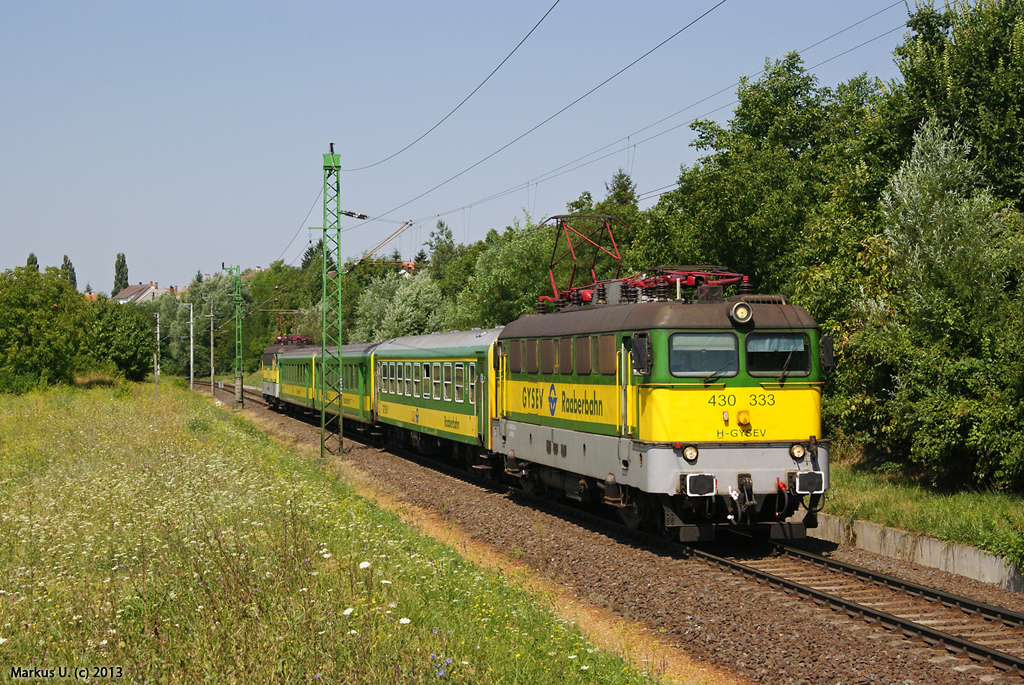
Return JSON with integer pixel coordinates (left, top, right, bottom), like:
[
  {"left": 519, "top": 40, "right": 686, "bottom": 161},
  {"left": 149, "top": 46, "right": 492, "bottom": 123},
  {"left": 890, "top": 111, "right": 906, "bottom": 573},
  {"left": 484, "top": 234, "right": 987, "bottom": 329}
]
[
  {"left": 152, "top": 312, "right": 160, "bottom": 398},
  {"left": 222, "top": 264, "right": 243, "bottom": 409},
  {"left": 204, "top": 295, "right": 214, "bottom": 397},
  {"left": 315, "top": 142, "right": 354, "bottom": 457},
  {"left": 179, "top": 301, "right": 194, "bottom": 390}
]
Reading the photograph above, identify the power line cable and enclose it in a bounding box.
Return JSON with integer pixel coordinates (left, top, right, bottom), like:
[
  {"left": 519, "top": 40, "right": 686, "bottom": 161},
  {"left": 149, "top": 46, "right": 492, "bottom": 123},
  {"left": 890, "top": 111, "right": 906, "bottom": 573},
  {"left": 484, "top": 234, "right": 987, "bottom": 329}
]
[
  {"left": 276, "top": 188, "right": 323, "bottom": 264},
  {"left": 403, "top": 17, "right": 908, "bottom": 227},
  {"left": 342, "top": 0, "right": 730, "bottom": 232},
  {"left": 340, "top": 0, "right": 562, "bottom": 172}
]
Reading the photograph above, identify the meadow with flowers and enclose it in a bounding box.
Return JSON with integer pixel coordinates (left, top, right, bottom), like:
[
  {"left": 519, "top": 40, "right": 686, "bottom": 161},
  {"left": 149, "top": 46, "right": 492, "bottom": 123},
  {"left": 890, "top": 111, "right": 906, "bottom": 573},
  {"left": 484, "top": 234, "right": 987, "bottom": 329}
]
[{"left": 0, "top": 382, "right": 663, "bottom": 683}]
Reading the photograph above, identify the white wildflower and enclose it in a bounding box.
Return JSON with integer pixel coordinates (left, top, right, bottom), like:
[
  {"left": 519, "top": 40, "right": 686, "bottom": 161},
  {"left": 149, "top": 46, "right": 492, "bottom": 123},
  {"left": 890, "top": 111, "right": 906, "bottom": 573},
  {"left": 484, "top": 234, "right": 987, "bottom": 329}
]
[
  {"left": 358, "top": 561, "right": 371, "bottom": 569},
  {"left": 398, "top": 618, "right": 411, "bottom": 625},
  {"left": 343, "top": 608, "right": 354, "bottom": 616}
]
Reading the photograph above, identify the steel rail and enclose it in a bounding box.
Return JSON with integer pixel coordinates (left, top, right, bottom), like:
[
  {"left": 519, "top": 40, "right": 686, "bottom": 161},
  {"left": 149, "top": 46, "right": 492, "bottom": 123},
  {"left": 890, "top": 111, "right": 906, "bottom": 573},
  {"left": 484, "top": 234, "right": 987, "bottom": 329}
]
[
  {"left": 693, "top": 548, "right": 1024, "bottom": 675},
  {"left": 768, "top": 540, "right": 1024, "bottom": 629}
]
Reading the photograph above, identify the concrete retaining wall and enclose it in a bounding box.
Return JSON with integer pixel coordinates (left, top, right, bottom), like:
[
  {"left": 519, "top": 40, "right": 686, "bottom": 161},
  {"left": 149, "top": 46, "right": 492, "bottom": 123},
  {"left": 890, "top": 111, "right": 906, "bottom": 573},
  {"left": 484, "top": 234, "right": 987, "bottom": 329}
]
[{"left": 808, "top": 513, "right": 1023, "bottom": 593}]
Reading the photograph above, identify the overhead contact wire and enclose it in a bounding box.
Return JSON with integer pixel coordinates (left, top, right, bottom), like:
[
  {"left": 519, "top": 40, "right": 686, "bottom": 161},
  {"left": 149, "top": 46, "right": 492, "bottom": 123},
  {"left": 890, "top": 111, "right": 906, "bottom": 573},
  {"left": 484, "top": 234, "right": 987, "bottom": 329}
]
[
  {"left": 345, "top": 0, "right": 730, "bottom": 230},
  {"left": 340, "top": 0, "right": 562, "bottom": 172}
]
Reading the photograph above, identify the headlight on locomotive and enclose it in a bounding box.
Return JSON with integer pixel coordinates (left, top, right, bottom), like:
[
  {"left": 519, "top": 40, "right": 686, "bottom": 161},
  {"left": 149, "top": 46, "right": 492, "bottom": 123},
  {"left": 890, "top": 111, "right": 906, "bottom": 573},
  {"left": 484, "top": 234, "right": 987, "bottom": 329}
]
[
  {"left": 683, "top": 445, "right": 699, "bottom": 461},
  {"left": 789, "top": 443, "right": 807, "bottom": 460},
  {"left": 729, "top": 301, "right": 753, "bottom": 325}
]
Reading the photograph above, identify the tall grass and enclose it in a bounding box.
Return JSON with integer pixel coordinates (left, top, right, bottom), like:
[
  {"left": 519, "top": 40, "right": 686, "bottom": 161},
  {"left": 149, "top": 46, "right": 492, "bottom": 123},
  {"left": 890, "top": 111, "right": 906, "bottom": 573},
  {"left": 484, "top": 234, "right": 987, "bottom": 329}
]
[
  {"left": 0, "top": 385, "right": 661, "bottom": 684},
  {"left": 825, "top": 463, "right": 1024, "bottom": 564}
]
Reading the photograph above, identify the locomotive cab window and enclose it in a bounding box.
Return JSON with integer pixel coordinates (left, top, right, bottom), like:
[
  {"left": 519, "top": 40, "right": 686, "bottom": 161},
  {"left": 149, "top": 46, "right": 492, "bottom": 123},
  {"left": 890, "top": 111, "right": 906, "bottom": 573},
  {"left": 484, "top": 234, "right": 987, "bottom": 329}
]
[
  {"left": 669, "top": 333, "right": 738, "bottom": 378},
  {"left": 746, "top": 332, "right": 811, "bottom": 377}
]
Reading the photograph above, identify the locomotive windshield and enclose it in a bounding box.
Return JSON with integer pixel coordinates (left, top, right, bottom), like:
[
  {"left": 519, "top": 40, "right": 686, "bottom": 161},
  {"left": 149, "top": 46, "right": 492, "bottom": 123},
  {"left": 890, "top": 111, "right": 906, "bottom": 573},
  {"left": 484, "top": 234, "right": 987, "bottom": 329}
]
[
  {"left": 669, "top": 333, "right": 738, "bottom": 377},
  {"left": 745, "top": 332, "right": 811, "bottom": 377}
]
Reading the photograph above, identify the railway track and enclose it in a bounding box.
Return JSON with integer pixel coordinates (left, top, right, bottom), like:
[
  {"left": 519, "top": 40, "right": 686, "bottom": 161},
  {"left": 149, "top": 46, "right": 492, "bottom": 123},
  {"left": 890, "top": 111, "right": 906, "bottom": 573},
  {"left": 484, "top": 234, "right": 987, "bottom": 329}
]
[
  {"left": 706, "top": 538, "right": 1024, "bottom": 676},
  {"left": 197, "top": 381, "right": 1024, "bottom": 680}
]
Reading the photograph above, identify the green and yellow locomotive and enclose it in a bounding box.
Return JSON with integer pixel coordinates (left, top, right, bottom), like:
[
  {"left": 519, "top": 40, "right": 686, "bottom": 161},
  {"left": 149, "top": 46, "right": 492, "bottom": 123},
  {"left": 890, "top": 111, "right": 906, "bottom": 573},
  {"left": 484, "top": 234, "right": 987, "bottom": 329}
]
[{"left": 491, "top": 270, "right": 830, "bottom": 540}]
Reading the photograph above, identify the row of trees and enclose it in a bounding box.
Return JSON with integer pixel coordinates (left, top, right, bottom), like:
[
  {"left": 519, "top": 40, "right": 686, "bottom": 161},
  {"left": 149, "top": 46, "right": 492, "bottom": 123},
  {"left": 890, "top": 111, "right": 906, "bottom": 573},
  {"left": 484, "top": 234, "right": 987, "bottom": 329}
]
[{"left": 0, "top": 266, "right": 154, "bottom": 391}]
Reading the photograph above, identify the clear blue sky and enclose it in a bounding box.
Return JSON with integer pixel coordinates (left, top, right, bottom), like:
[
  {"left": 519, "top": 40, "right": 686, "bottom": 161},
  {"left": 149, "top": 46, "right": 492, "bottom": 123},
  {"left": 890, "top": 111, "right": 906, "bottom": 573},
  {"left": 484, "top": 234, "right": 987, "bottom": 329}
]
[{"left": 1, "top": 1, "right": 909, "bottom": 295}]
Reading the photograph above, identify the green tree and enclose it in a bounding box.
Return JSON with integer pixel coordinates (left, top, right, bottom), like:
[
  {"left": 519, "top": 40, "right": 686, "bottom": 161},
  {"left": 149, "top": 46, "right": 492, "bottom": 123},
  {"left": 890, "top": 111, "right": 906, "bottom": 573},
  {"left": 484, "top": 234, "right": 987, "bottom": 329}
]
[
  {"left": 627, "top": 56, "right": 889, "bottom": 292},
  {"left": 91, "top": 300, "right": 156, "bottom": 381},
  {"left": 602, "top": 169, "right": 637, "bottom": 207},
  {"left": 0, "top": 266, "right": 94, "bottom": 388},
  {"left": 426, "top": 220, "right": 459, "bottom": 283},
  {"left": 350, "top": 271, "right": 453, "bottom": 342},
  {"left": 891, "top": 0, "right": 1024, "bottom": 210},
  {"left": 60, "top": 255, "right": 77, "bottom": 290},
  {"left": 847, "top": 121, "right": 1024, "bottom": 488},
  {"left": 113, "top": 253, "right": 128, "bottom": 295},
  {"left": 452, "top": 216, "right": 553, "bottom": 328},
  {"left": 26, "top": 253, "right": 38, "bottom": 271}
]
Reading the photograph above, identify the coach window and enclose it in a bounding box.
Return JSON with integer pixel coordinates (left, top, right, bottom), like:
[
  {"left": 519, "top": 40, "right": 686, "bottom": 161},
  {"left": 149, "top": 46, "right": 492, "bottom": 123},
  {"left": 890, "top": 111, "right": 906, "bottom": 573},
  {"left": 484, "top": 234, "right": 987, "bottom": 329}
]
[
  {"left": 526, "top": 339, "right": 539, "bottom": 374},
  {"left": 540, "top": 339, "right": 555, "bottom": 374},
  {"left": 468, "top": 362, "right": 476, "bottom": 405},
  {"left": 509, "top": 339, "right": 522, "bottom": 373},
  {"left": 396, "top": 363, "right": 404, "bottom": 396},
  {"left": 404, "top": 363, "right": 412, "bottom": 395},
  {"left": 454, "top": 363, "right": 464, "bottom": 403},
  {"left": 559, "top": 338, "right": 574, "bottom": 375},
  {"left": 443, "top": 363, "right": 453, "bottom": 401},
  {"left": 375, "top": 362, "right": 381, "bottom": 393},
  {"left": 413, "top": 363, "right": 421, "bottom": 397},
  {"left": 422, "top": 363, "right": 430, "bottom": 397},
  {"left": 591, "top": 336, "right": 601, "bottom": 374},
  {"left": 386, "top": 362, "right": 393, "bottom": 394},
  {"left": 599, "top": 334, "right": 617, "bottom": 375},
  {"left": 432, "top": 362, "right": 442, "bottom": 399}
]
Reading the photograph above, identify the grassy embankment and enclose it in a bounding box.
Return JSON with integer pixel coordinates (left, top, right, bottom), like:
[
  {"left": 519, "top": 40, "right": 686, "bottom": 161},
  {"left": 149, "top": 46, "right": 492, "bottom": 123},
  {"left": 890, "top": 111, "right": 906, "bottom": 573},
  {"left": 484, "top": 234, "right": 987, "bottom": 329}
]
[
  {"left": 0, "top": 383, "right": 663, "bottom": 684},
  {"left": 824, "top": 461, "right": 1024, "bottom": 565}
]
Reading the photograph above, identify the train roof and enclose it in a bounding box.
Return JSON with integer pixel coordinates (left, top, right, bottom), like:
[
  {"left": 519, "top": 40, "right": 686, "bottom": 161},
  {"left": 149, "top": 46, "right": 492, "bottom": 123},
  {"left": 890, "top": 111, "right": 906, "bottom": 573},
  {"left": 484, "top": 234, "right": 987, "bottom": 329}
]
[
  {"left": 374, "top": 328, "right": 502, "bottom": 358},
  {"left": 498, "top": 298, "right": 817, "bottom": 339},
  {"left": 275, "top": 342, "right": 381, "bottom": 360}
]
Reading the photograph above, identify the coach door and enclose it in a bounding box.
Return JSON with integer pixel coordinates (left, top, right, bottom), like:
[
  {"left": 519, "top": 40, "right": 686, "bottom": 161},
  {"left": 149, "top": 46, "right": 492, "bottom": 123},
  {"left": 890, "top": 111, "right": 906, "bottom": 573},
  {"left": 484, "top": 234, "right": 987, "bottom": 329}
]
[{"left": 472, "top": 360, "right": 485, "bottom": 446}]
